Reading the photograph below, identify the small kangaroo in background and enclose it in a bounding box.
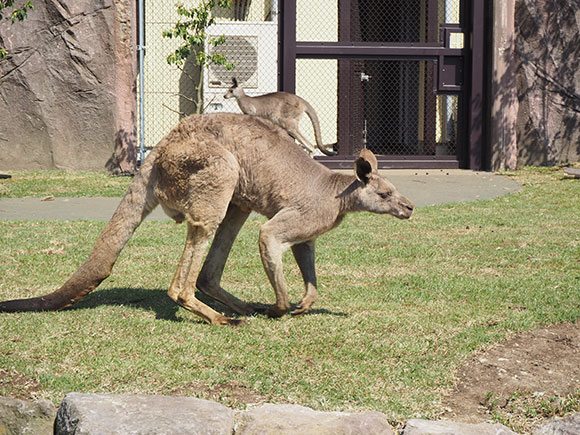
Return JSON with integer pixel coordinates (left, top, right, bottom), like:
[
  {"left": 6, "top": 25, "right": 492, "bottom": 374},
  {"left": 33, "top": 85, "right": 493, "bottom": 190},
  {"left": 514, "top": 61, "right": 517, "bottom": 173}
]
[{"left": 224, "top": 77, "right": 338, "bottom": 156}]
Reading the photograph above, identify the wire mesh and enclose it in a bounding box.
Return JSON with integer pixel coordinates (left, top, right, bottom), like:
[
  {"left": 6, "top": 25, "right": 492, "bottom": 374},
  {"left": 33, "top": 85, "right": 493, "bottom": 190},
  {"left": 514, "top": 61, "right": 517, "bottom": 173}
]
[
  {"left": 296, "top": 1, "right": 338, "bottom": 42},
  {"left": 296, "top": 59, "right": 462, "bottom": 157},
  {"left": 352, "top": 0, "right": 429, "bottom": 43},
  {"left": 295, "top": 59, "right": 338, "bottom": 151},
  {"left": 138, "top": 0, "right": 278, "bottom": 150},
  {"left": 294, "top": 0, "right": 464, "bottom": 157},
  {"left": 359, "top": 60, "right": 459, "bottom": 156},
  {"left": 362, "top": 60, "right": 426, "bottom": 155},
  {"left": 138, "top": 0, "right": 465, "bottom": 159},
  {"left": 296, "top": 0, "right": 462, "bottom": 43}
]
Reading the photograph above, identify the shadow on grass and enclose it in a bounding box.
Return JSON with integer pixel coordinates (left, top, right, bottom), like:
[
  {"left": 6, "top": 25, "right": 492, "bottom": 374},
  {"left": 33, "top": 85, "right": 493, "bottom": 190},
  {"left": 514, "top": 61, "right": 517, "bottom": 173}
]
[
  {"left": 71, "top": 287, "right": 182, "bottom": 321},
  {"left": 71, "top": 287, "right": 348, "bottom": 322}
]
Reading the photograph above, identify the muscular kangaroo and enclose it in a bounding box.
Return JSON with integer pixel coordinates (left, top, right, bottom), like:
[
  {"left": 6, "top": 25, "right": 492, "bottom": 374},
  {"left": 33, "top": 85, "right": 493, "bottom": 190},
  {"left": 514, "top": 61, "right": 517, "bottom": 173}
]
[
  {"left": 0, "top": 113, "right": 413, "bottom": 325},
  {"left": 224, "top": 78, "right": 338, "bottom": 156}
]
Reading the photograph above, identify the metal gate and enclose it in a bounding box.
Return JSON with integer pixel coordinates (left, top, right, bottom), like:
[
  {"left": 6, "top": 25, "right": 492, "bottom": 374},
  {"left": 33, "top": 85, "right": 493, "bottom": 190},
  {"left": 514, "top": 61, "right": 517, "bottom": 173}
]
[{"left": 279, "top": 0, "right": 486, "bottom": 169}]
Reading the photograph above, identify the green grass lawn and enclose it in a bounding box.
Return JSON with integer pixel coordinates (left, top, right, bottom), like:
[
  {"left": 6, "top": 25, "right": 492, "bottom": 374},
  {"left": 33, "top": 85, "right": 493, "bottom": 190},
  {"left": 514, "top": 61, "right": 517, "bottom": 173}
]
[
  {"left": 0, "top": 167, "right": 578, "bottom": 426},
  {"left": 0, "top": 170, "right": 131, "bottom": 198}
]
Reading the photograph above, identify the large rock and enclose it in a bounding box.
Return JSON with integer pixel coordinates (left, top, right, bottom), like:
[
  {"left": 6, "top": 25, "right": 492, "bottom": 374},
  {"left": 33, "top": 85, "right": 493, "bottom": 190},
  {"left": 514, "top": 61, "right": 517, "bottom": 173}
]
[
  {"left": 0, "top": 396, "right": 55, "bottom": 435},
  {"left": 515, "top": 0, "right": 580, "bottom": 166},
  {"left": 533, "top": 413, "right": 580, "bottom": 435},
  {"left": 402, "top": 418, "right": 517, "bottom": 434},
  {"left": 0, "top": 0, "right": 136, "bottom": 171},
  {"left": 234, "top": 403, "right": 394, "bottom": 435},
  {"left": 54, "top": 393, "right": 235, "bottom": 434}
]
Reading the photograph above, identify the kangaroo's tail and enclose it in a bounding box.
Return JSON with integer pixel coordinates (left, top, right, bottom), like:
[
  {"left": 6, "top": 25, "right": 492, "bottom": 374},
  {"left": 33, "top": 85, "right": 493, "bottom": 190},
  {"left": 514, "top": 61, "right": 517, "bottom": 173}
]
[
  {"left": 303, "top": 100, "right": 338, "bottom": 156},
  {"left": 0, "top": 150, "right": 160, "bottom": 312}
]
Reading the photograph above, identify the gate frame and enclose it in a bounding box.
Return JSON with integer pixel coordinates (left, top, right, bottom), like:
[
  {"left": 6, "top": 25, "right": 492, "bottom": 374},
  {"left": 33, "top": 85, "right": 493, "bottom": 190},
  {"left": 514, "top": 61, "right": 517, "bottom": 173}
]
[{"left": 277, "top": 0, "right": 488, "bottom": 170}]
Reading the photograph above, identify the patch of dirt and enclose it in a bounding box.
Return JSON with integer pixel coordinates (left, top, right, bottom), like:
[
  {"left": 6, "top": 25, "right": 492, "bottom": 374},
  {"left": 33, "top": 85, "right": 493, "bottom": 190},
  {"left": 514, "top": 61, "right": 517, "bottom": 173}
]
[
  {"left": 0, "top": 369, "right": 43, "bottom": 400},
  {"left": 171, "top": 380, "right": 268, "bottom": 408},
  {"left": 442, "top": 322, "right": 580, "bottom": 431}
]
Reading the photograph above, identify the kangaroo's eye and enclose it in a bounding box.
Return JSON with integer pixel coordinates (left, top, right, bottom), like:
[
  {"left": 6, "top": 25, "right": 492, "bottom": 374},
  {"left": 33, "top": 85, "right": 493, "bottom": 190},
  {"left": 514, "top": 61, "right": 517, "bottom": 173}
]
[{"left": 378, "top": 191, "right": 391, "bottom": 199}]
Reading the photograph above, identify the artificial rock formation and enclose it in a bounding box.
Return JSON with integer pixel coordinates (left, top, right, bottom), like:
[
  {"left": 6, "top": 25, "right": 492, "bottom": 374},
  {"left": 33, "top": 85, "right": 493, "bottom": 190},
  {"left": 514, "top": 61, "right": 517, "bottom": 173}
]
[
  {"left": 53, "top": 394, "right": 396, "bottom": 435},
  {"left": 55, "top": 393, "right": 235, "bottom": 435},
  {"left": 0, "top": 396, "right": 55, "bottom": 435},
  {"left": 515, "top": 0, "right": 580, "bottom": 166},
  {"left": 0, "top": 0, "right": 137, "bottom": 172}
]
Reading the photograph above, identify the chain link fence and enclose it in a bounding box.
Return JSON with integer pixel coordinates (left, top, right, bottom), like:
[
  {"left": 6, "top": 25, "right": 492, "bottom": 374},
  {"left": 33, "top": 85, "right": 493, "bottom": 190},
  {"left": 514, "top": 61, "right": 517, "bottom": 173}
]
[
  {"left": 138, "top": 0, "right": 464, "bottom": 159},
  {"left": 138, "top": 0, "right": 279, "bottom": 151},
  {"left": 294, "top": 0, "right": 464, "bottom": 158}
]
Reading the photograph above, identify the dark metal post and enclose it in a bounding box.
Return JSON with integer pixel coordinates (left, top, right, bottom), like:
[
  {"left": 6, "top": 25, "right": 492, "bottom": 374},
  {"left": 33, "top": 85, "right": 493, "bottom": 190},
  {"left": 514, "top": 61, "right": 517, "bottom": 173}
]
[
  {"left": 278, "top": 0, "right": 296, "bottom": 92},
  {"left": 467, "top": 0, "right": 485, "bottom": 170},
  {"left": 424, "top": 0, "right": 439, "bottom": 155},
  {"left": 337, "top": 0, "right": 352, "bottom": 155}
]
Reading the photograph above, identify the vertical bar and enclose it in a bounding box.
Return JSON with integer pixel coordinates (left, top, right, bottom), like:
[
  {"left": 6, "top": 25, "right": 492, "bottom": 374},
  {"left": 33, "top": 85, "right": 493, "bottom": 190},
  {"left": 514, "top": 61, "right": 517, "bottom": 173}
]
[
  {"left": 424, "top": 0, "right": 438, "bottom": 155},
  {"left": 339, "top": 0, "right": 351, "bottom": 39},
  {"left": 456, "top": 0, "right": 469, "bottom": 165},
  {"left": 278, "top": 0, "right": 296, "bottom": 92},
  {"left": 337, "top": 61, "right": 351, "bottom": 155},
  {"left": 427, "top": 0, "right": 439, "bottom": 42},
  {"left": 467, "top": 0, "right": 484, "bottom": 170},
  {"left": 337, "top": 0, "right": 352, "bottom": 155},
  {"left": 137, "top": 0, "right": 146, "bottom": 165},
  {"left": 457, "top": 85, "right": 468, "bottom": 165}
]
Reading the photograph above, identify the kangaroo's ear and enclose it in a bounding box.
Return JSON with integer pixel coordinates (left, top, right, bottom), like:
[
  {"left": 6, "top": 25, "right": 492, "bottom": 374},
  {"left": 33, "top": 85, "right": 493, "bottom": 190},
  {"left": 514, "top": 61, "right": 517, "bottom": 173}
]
[
  {"left": 354, "top": 149, "right": 378, "bottom": 184},
  {"left": 232, "top": 77, "right": 238, "bottom": 87}
]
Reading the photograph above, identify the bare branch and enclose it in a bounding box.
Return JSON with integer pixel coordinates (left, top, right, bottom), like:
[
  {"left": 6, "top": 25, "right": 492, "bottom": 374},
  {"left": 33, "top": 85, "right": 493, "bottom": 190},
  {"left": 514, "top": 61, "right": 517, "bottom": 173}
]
[
  {"left": 202, "top": 94, "right": 217, "bottom": 113},
  {"left": 162, "top": 103, "right": 186, "bottom": 117}
]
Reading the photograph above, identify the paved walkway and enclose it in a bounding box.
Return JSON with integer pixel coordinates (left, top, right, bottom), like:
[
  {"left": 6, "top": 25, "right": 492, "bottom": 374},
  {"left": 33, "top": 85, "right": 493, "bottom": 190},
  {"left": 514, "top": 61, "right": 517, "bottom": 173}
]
[{"left": 0, "top": 169, "right": 521, "bottom": 221}]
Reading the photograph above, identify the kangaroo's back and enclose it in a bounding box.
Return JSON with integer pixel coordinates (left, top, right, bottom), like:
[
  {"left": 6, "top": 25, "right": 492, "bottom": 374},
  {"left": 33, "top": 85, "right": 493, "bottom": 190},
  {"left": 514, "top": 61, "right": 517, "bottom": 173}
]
[{"left": 177, "top": 113, "right": 336, "bottom": 218}]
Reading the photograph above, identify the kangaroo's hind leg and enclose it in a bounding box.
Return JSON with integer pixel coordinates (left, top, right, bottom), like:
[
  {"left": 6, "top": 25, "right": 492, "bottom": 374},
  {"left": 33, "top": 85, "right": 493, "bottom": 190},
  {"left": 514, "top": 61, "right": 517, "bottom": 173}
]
[
  {"left": 277, "top": 119, "right": 316, "bottom": 154},
  {"left": 196, "top": 203, "right": 254, "bottom": 315},
  {"left": 290, "top": 241, "right": 317, "bottom": 315},
  {"left": 169, "top": 222, "right": 238, "bottom": 325},
  {"left": 158, "top": 143, "right": 241, "bottom": 325}
]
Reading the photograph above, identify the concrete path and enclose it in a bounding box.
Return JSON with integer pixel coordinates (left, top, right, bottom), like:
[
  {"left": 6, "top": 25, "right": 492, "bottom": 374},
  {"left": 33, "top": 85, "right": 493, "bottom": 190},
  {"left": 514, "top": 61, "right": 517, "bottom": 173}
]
[{"left": 0, "top": 169, "right": 521, "bottom": 221}]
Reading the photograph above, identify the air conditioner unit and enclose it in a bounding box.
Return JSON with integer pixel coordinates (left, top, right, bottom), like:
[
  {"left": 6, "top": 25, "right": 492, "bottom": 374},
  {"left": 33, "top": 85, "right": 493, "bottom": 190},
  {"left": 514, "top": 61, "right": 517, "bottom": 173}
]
[{"left": 203, "top": 21, "right": 278, "bottom": 113}]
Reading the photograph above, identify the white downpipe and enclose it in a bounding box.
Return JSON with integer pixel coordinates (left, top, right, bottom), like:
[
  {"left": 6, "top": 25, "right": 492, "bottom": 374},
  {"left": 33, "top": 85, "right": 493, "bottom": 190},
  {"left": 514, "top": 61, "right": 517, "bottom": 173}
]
[
  {"left": 137, "top": 0, "right": 146, "bottom": 165},
  {"left": 271, "top": 0, "right": 278, "bottom": 21},
  {"left": 444, "top": 0, "right": 454, "bottom": 143}
]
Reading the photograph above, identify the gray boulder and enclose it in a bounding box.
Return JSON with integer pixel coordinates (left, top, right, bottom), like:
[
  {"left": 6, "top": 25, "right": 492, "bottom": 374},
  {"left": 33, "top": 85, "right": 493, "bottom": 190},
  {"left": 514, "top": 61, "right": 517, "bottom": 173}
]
[
  {"left": 0, "top": 396, "right": 55, "bottom": 435},
  {"left": 402, "top": 418, "right": 517, "bottom": 435},
  {"left": 54, "top": 393, "right": 234, "bottom": 435},
  {"left": 235, "top": 403, "right": 394, "bottom": 435},
  {"left": 533, "top": 413, "right": 580, "bottom": 435}
]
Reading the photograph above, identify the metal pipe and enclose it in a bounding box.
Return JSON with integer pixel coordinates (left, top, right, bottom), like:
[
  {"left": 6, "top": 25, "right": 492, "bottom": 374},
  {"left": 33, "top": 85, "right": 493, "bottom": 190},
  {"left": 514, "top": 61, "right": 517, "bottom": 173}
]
[
  {"left": 271, "top": 0, "right": 278, "bottom": 21},
  {"left": 137, "top": 0, "right": 146, "bottom": 165},
  {"left": 444, "top": 0, "right": 453, "bottom": 143}
]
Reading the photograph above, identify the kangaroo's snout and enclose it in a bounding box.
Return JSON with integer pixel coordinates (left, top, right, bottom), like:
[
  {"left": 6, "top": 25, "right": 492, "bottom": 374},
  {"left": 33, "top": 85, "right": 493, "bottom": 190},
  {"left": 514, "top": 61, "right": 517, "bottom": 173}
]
[{"left": 397, "top": 196, "right": 415, "bottom": 219}]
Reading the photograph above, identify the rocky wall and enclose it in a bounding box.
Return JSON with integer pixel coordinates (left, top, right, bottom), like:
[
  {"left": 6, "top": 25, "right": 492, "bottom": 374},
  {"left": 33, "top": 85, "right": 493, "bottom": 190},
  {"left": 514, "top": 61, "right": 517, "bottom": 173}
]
[
  {"left": 515, "top": 0, "right": 580, "bottom": 166},
  {"left": 0, "top": 0, "right": 136, "bottom": 171},
  {"left": 3, "top": 393, "right": 577, "bottom": 434}
]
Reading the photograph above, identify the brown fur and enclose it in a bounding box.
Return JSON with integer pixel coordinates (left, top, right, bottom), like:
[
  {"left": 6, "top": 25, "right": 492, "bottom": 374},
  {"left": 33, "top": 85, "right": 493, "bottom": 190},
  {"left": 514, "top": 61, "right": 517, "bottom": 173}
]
[
  {"left": 224, "top": 78, "right": 337, "bottom": 156},
  {"left": 0, "top": 113, "right": 414, "bottom": 325}
]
